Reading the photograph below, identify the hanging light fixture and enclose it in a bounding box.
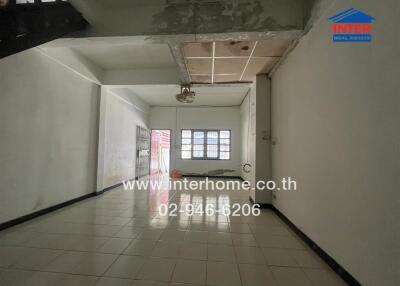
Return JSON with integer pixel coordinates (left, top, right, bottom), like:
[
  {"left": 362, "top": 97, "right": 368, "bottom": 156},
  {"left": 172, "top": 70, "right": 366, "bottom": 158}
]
[{"left": 176, "top": 85, "right": 195, "bottom": 104}]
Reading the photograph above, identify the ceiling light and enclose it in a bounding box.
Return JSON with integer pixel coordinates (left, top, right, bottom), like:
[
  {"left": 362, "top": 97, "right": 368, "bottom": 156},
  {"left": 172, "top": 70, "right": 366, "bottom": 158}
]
[{"left": 176, "top": 85, "right": 195, "bottom": 104}]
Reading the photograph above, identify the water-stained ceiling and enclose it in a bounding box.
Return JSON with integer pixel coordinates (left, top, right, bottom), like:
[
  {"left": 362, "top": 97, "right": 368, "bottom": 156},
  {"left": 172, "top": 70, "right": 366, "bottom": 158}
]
[{"left": 182, "top": 39, "right": 292, "bottom": 84}]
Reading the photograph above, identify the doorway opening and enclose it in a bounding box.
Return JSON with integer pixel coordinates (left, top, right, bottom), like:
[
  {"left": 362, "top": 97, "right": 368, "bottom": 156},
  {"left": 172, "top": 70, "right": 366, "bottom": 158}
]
[
  {"left": 150, "top": 130, "right": 171, "bottom": 176},
  {"left": 135, "top": 126, "right": 151, "bottom": 180}
]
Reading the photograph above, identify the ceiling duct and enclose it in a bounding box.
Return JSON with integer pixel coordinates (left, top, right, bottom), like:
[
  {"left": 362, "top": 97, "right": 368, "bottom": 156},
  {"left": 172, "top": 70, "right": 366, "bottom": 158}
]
[{"left": 176, "top": 85, "right": 195, "bottom": 104}]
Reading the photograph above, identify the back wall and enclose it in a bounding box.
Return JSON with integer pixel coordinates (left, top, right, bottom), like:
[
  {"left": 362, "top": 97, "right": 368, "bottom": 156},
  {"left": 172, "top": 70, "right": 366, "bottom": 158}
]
[{"left": 149, "top": 106, "right": 242, "bottom": 177}]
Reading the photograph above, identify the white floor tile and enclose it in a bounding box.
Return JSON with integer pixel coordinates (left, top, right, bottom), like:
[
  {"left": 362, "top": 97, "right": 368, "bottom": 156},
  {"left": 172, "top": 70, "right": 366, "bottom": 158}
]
[
  {"left": 229, "top": 223, "right": 252, "bottom": 234},
  {"left": 262, "top": 247, "right": 298, "bottom": 267},
  {"left": 160, "top": 230, "right": 186, "bottom": 242},
  {"left": 271, "top": 266, "right": 313, "bottom": 286},
  {"left": 207, "top": 244, "right": 236, "bottom": 262},
  {"left": 172, "top": 259, "right": 206, "bottom": 285},
  {"left": 231, "top": 233, "right": 258, "bottom": 247},
  {"left": 0, "top": 179, "right": 346, "bottom": 286},
  {"left": 238, "top": 263, "right": 278, "bottom": 286},
  {"left": 43, "top": 251, "right": 117, "bottom": 276},
  {"left": 104, "top": 255, "right": 145, "bottom": 279},
  {"left": 179, "top": 242, "right": 207, "bottom": 260},
  {"left": 234, "top": 246, "right": 266, "bottom": 264},
  {"left": 303, "top": 268, "right": 347, "bottom": 286},
  {"left": 206, "top": 261, "right": 241, "bottom": 286},
  {"left": 124, "top": 239, "right": 157, "bottom": 256},
  {"left": 289, "top": 249, "right": 326, "bottom": 268},
  {"left": 137, "top": 229, "right": 164, "bottom": 240},
  {"left": 95, "top": 277, "right": 133, "bottom": 286},
  {"left": 57, "top": 274, "right": 98, "bottom": 286},
  {"left": 70, "top": 253, "right": 118, "bottom": 276},
  {"left": 114, "top": 227, "right": 144, "bottom": 239},
  {"left": 208, "top": 232, "right": 233, "bottom": 245},
  {"left": 152, "top": 241, "right": 182, "bottom": 258},
  {"left": 13, "top": 247, "right": 63, "bottom": 270},
  {"left": 137, "top": 257, "right": 176, "bottom": 282},
  {"left": 185, "top": 231, "right": 208, "bottom": 243},
  {"left": 132, "top": 280, "right": 168, "bottom": 286},
  {"left": 256, "top": 235, "right": 305, "bottom": 249},
  {"left": 98, "top": 238, "right": 132, "bottom": 254}
]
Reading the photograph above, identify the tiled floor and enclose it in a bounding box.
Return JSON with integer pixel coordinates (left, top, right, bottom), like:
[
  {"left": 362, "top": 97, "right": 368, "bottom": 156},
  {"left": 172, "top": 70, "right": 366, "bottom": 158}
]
[{"left": 0, "top": 178, "right": 347, "bottom": 286}]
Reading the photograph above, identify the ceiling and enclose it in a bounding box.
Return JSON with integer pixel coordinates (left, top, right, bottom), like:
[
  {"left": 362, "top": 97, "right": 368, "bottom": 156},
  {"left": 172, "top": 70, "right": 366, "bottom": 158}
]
[
  {"left": 86, "top": 0, "right": 252, "bottom": 9},
  {"left": 47, "top": 38, "right": 290, "bottom": 106},
  {"left": 125, "top": 85, "right": 249, "bottom": 107},
  {"left": 72, "top": 43, "right": 176, "bottom": 70},
  {"left": 182, "top": 39, "right": 292, "bottom": 84},
  {"left": 95, "top": 0, "right": 166, "bottom": 8}
]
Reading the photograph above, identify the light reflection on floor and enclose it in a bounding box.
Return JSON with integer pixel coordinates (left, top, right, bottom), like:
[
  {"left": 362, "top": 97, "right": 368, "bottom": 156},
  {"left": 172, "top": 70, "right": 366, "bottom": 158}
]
[{"left": 0, "top": 176, "right": 346, "bottom": 286}]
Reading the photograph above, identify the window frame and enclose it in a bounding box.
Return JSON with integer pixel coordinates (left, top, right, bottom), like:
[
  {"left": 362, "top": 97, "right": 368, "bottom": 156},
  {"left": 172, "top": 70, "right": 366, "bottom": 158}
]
[{"left": 180, "top": 129, "right": 231, "bottom": 161}]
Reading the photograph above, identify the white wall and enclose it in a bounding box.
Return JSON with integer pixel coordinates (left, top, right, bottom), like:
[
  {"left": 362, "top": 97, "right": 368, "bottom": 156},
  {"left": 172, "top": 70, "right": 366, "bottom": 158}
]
[
  {"left": 271, "top": 0, "right": 400, "bottom": 285},
  {"left": 241, "top": 76, "right": 273, "bottom": 203},
  {"left": 241, "top": 89, "right": 256, "bottom": 198},
  {"left": 255, "top": 76, "right": 273, "bottom": 204},
  {"left": 0, "top": 49, "right": 100, "bottom": 224},
  {"left": 97, "top": 88, "right": 149, "bottom": 190},
  {"left": 149, "top": 106, "right": 242, "bottom": 176}
]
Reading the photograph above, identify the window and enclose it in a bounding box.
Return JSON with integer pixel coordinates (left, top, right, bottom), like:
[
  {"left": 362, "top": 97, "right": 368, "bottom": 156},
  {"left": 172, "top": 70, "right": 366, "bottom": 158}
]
[
  {"left": 16, "top": 0, "right": 35, "bottom": 3},
  {"left": 181, "top": 129, "right": 231, "bottom": 160},
  {"left": 16, "top": 0, "right": 67, "bottom": 4}
]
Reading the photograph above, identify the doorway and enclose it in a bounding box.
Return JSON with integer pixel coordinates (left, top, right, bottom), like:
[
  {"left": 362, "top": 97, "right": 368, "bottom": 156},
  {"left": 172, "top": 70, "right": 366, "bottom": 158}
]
[
  {"left": 150, "top": 130, "right": 171, "bottom": 176},
  {"left": 135, "top": 126, "right": 151, "bottom": 179}
]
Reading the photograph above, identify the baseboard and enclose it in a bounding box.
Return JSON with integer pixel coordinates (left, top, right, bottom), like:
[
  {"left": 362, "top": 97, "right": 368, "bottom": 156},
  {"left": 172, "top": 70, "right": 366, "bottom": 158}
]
[
  {"left": 248, "top": 196, "right": 273, "bottom": 209},
  {"left": 0, "top": 192, "right": 97, "bottom": 231},
  {"left": 247, "top": 195, "right": 361, "bottom": 285},
  {"left": 0, "top": 178, "right": 135, "bottom": 232},
  {"left": 272, "top": 206, "right": 362, "bottom": 286},
  {"left": 182, "top": 175, "right": 244, "bottom": 180},
  {"left": 97, "top": 178, "right": 136, "bottom": 195}
]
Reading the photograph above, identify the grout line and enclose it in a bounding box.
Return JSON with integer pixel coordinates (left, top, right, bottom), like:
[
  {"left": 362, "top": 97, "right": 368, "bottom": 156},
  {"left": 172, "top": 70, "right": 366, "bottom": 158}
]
[
  {"left": 186, "top": 56, "right": 280, "bottom": 59},
  {"left": 186, "top": 56, "right": 248, "bottom": 59},
  {"left": 191, "top": 73, "right": 240, "bottom": 76},
  {"left": 239, "top": 41, "right": 258, "bottom": 81}
]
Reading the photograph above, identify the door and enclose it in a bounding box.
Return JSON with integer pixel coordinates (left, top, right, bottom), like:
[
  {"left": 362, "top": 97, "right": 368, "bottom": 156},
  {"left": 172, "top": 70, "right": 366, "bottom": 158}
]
[
  {"left": 150, "top": 130, "right": 171, "bottom": 176},
  {"left": 135, "top": 126, "right": 151, "bottom": 179}
]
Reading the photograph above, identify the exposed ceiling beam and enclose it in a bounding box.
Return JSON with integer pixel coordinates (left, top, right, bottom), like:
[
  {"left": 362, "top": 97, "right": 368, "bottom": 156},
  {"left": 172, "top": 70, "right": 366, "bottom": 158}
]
[
  {"left": 68, "top": 0, "right": 305, "bottom": 37},
  {"left": 103, "top": 68, "right": 181, "bottom": 86},
  {"left": 40, "top": 30, "right": 302, "bottom": 85}
]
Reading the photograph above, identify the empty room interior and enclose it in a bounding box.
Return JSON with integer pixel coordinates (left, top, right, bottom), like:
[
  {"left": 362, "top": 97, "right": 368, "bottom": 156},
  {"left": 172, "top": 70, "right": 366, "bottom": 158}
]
[{"left": 0, "top": 0, "right": 398, "bottom": 286}]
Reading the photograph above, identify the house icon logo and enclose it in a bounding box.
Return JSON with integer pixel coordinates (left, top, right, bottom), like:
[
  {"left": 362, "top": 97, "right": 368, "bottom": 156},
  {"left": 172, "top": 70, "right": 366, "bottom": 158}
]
[{"left": 329, "top": 8, "right": 375, "bottom": 42}]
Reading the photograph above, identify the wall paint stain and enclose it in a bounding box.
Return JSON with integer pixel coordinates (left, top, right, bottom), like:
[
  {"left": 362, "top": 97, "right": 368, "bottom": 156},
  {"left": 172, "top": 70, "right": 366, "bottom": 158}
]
[{"left": 152, "top": 0, "right": 301, "bottom": 34}]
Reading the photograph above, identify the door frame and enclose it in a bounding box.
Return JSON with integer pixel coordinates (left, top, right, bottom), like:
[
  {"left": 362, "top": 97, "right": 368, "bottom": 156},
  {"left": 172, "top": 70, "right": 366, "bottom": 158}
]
[
  {"left": 150, "top": 129, "right": 172, "bottom": 176},
  {"left": 135, "top": 126, "right": 151, "bottom": 180}
]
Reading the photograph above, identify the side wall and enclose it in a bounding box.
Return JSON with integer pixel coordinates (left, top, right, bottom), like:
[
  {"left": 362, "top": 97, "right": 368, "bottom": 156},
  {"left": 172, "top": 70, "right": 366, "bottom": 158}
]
[
  {"left": 241, "top": 76, "right": 273, "bottom": 203},
  {"left": 0, "top": 49, "right": 100, "bottom": 224},
  {"left": 240, "top": 91, "right": 256, "bottom": 198},
  {"left": 98, "top": 88, "right": 149, "bottom": 190},
  {"left": 271, "top": 0, "right": 400, "bottom": 285},
  {"left": 149, "top": 106, "right": 242, "bottom": 177}
]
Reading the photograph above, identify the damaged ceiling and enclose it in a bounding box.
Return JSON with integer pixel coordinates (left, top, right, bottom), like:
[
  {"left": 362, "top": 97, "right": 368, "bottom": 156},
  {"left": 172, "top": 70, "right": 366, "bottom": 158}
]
[
  {"left": 60, "top": 0, "right": 317, "bottom": 84},
  {"left": 69, "top": 0, "right": 307, "bottom": 36},
  {"left": 182, "top": 39, "right": 291, "bottom": 84},
  {"left": 37, "top": 0, "right": 319, "bottom": 103}
]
